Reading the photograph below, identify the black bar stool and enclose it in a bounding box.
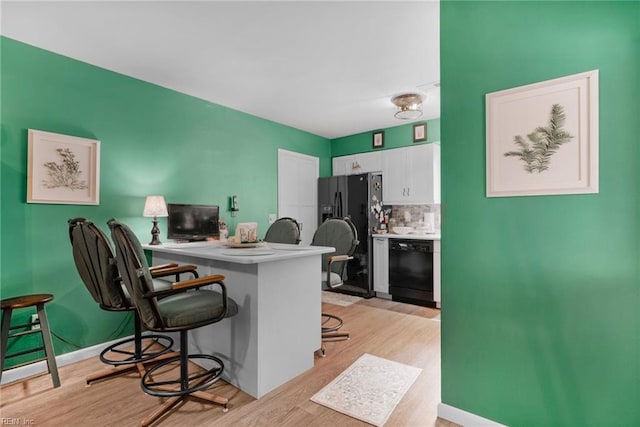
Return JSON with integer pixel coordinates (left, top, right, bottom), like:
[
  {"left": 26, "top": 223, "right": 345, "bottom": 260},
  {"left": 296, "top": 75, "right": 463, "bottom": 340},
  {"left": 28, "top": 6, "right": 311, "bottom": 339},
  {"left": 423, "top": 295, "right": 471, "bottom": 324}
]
[{"left": 1, "top": 293, "right": 60, "bottom": 387}]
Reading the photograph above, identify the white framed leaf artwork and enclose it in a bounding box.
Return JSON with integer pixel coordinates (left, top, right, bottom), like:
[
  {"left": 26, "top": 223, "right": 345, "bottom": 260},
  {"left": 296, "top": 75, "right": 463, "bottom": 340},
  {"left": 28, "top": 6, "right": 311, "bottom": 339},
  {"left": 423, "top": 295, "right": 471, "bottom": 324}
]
[
  {"left": 27, "top": 129, "right": 100, "bottom": 205},
  {"left": 486, "top": 70, "right": 598, "bottom": 197}
]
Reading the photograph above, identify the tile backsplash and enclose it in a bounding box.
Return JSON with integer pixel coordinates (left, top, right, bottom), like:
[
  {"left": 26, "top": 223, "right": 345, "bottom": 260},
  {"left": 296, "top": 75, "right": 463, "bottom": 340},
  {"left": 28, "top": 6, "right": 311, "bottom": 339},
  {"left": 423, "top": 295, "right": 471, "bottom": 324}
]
[{"left": 388, "top": 204, "right": 441, "bottom": 231}]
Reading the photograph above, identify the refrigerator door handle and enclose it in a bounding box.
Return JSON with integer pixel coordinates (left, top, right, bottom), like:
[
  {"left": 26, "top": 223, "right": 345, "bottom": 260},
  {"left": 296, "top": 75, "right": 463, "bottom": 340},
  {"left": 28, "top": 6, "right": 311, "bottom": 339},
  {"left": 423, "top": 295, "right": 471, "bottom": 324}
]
[
  {"left": 338, "top": 192, "right": 344, "bottom": 217},
  {"left": 332, "top": 192, "right": 338, "bottom": 217}
]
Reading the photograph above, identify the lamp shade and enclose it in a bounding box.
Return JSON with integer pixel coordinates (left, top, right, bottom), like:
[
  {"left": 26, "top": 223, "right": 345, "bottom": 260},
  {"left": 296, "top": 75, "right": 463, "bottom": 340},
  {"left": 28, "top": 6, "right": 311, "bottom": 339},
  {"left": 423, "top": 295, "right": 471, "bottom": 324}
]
[{"left": 143, "top": 195, "right": 168, "bottom": 217}]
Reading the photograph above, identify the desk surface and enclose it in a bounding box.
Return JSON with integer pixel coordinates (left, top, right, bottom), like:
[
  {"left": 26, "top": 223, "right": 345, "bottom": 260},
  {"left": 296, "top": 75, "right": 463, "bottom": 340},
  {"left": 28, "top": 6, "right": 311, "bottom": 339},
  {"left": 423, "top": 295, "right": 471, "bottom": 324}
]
[{"left": 143, "top": 241, "right": 334, "bottom": 264}]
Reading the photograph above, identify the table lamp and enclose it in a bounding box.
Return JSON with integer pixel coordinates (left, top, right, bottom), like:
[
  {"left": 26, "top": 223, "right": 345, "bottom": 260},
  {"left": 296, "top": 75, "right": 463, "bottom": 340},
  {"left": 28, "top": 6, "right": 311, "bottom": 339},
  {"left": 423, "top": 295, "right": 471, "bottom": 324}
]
[{"left": 143, "top": 195, "right": 168, "bottom": 245}]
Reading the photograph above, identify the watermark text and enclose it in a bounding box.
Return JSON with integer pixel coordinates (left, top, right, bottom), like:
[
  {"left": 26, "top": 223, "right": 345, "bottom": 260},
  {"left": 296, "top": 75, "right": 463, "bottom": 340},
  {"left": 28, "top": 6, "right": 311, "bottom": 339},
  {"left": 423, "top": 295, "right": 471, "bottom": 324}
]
[{"left": 1, "top": 418, "right": 35, "bottom": 425}]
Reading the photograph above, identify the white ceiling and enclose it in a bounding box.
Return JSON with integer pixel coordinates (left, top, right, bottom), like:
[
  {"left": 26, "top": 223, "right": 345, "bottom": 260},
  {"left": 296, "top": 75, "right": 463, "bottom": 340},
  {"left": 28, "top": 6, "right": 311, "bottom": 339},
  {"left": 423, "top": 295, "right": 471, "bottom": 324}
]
[{"left": 1, "top": 1, "right": 440, "bottom": 139}]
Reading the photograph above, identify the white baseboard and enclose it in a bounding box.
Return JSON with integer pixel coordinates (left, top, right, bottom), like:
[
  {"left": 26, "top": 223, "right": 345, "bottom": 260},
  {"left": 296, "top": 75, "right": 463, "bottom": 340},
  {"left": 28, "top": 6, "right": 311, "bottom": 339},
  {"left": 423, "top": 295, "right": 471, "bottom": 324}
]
[
  {"left": 438, "top": 403, "right": 507, "bottom": 427},
  {"left": 0, "top": 333, "right": 179, "bottom": 386}
]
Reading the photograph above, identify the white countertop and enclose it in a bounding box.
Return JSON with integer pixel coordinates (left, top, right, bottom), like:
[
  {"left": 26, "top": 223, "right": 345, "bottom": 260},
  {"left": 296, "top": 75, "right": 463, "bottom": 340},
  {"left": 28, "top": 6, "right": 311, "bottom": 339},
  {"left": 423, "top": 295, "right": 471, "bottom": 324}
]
[
  {"left": 142, "top": 241, "right": 335, "bottom": 264},
  {"left": 372, "top": 233, "right": 441, "bottom": 241}
]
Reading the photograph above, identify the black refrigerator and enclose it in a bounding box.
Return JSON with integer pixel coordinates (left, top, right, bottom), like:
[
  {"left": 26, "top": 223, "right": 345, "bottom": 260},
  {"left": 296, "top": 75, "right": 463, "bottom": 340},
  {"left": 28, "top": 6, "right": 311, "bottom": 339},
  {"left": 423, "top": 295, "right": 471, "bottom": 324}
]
[{"left": 318, "top": 173, "right": 383, "bottom": 298}]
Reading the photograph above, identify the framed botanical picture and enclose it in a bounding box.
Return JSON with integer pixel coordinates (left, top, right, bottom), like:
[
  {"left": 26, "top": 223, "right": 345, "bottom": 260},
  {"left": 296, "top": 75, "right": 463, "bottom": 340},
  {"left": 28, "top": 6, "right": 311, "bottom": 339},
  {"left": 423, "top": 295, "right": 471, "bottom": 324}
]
[
  {"left": 413, "top": 122, "right": 427, "bottom": 142},
  {"left": 27, "top": 129, "right": 101, "bottom": 205},
  {"left": 372, "top": 131, "right": 384, "bottom": 148},
  {"left": 486, "top": 70, "right": 599, "bottom": 197}
]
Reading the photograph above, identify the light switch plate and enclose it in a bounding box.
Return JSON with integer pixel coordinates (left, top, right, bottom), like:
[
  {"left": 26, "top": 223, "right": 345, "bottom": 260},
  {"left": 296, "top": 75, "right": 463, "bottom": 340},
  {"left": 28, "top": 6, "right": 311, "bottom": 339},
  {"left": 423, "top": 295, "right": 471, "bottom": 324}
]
[{"left": 31, "top": 314, "right": 40, "bottom": 330}]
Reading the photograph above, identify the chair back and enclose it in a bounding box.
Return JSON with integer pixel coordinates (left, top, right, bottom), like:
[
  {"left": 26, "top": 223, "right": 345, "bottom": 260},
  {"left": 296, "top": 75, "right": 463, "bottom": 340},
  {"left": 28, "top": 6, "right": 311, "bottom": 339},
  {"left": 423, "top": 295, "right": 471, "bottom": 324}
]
[
  {"left": 68, "top": 217, "right": 127, "bottom": 310},
  {"left": 264, "top": 217, "right": 301, "bottom": 244},
  {"left": 108, "top": 219, "right": 162, "bottom": 329},
  {"left": 311, "top": 217, "right": 359, "bottom": 275}
]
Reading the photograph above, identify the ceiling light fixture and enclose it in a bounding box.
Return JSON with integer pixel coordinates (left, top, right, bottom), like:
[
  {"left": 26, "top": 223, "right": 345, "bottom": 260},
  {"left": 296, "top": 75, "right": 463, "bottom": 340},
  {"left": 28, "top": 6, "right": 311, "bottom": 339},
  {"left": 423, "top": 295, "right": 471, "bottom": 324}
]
[{"left": 391, "top": 93, "right": 425, "bottom": 120}]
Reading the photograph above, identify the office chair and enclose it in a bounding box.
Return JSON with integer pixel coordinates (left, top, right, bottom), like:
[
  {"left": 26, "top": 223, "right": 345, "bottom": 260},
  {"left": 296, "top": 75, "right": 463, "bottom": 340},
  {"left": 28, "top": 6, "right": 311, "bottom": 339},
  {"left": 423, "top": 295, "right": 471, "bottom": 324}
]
[
  {"left": 311, "top": 217, "right": 358, "bottom": 356},
  {"left": 264, "top": 217, "right": 301, "bottom": 244},
  {"left": 68, "top": 217, "right": 199, "bottom": 384},
  {"left": 108, "top": 219, "right": 238, "bottom": 427}
]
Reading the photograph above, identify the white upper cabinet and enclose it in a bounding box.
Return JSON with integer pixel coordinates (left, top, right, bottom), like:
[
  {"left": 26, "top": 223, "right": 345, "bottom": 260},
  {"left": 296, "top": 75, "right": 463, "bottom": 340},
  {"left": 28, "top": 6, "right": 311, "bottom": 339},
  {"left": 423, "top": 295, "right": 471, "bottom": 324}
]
[
  {"left": 332, "top": 155, "right": 354, "bottom": 176},
  {"left": 332, "top": 144, "right": 440, "bottom": 204},
  {"left": 382, "top": 143, "right": 440, "bottom": 204},
  {"left": 332, "top": 151, "right": 382, "bottom": 176},
  {"left": 380, "top": 148, "right": 406, "bottom": 202},
  {"left": 356, "top": 151, "right": 383, "bottom": 174}
]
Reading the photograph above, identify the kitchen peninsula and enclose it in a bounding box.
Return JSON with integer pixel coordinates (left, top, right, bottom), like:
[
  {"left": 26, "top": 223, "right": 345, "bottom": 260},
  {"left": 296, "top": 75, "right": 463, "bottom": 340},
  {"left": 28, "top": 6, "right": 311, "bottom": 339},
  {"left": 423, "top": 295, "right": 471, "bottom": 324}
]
[{"left": 143, "top": 241, "right": 334, "bottom": 399}]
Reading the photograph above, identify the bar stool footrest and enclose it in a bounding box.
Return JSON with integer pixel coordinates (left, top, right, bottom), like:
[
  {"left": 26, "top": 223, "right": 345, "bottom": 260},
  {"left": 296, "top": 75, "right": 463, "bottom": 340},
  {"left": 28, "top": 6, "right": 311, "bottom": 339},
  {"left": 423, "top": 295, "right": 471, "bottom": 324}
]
[
  {"left": 142, "top": 354, "right": 224, "bottom": 398},
  {"left": 99, "top": 334, "right": 174, "bottom": 366}
]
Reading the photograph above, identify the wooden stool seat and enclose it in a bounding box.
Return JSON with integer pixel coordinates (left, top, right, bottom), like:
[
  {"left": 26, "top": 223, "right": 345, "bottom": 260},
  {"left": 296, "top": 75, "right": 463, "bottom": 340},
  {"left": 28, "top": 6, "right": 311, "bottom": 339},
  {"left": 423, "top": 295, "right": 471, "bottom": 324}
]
[
  {"left": 1, "top": 294, "right": 54, "bottom": 310},
  {"left": 1, "top": 293, "right": 60, "bottom": 388}
]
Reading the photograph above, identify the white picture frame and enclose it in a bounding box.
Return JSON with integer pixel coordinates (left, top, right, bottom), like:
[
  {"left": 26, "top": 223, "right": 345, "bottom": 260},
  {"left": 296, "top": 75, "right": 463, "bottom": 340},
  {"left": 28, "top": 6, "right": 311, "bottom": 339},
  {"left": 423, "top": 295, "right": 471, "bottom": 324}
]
[
  {"left": 27, "top": 129, "right": 100, "bottom": 205},
  {"left": 486, "top": 70, "right": 599, "bottom": 197}
]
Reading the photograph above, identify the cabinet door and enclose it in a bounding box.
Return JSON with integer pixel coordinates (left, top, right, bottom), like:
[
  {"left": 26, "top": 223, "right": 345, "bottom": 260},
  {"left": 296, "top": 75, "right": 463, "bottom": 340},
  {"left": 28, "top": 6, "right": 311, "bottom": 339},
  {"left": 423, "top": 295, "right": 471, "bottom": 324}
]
[
  {"left": 334, "top": 153, "right": 381, "bottom": 176},
  {"left": 381, "top": 148, "right": 407, "bottom": 204},
  {"left": 373, "top": 237, "right": 389, "bottom": 294},
  {"left": 356, "top": 151, "right": 382, "bottom": 174},
  {"left": 405, "top": 144, "right": 441, "bottom": 204},
  {"left": 331, "top": 157, "right": 347, "bottom": 176},
  {"left": 430, "top": 144, "right": 440, "bottom": 204},
  {"left": 333, "top": 155, "right": 364, "bottom": 176},
  {"left": 406, "top": 144, "right": 434, "bottom": 203}
]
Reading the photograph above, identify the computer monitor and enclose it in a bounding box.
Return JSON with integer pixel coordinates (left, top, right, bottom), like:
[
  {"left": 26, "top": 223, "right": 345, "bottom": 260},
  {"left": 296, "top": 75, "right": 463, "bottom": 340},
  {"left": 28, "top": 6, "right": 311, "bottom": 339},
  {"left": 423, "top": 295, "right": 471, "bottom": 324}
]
[{"left": 167, "top": 203, "right": 219, "bottom": 241}]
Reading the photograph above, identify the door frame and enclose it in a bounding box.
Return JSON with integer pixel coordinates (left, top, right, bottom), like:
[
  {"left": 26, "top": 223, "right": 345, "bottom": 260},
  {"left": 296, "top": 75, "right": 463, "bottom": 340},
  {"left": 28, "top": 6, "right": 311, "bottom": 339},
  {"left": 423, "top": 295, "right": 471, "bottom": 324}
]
[{"left": 277, "top": 149, "right": 319, "bottom": 245}]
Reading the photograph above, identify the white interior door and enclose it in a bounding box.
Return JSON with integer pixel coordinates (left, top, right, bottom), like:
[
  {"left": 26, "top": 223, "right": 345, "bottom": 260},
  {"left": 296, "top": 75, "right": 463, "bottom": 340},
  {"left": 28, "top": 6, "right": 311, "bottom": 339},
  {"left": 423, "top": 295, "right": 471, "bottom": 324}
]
[{"left": 277, "top": 149, "right": 319, "bottom": 245}]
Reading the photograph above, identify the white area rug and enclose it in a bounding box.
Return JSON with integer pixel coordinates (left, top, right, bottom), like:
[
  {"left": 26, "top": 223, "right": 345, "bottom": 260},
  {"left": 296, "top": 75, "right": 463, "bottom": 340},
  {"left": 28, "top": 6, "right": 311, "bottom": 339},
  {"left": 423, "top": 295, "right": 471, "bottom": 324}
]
[
  {"left": 321, "top": 291, "right": 362, "bottom": 307},
  {"left": 310, "top": 353, "right": 422, "bottom": 426}
]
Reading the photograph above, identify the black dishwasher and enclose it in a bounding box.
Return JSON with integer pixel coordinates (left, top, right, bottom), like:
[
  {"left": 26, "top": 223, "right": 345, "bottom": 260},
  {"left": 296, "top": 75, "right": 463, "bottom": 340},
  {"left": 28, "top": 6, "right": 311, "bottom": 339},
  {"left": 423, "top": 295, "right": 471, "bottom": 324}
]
[{"left": 388, "top": 239, "right": 435, "bottom": 307}]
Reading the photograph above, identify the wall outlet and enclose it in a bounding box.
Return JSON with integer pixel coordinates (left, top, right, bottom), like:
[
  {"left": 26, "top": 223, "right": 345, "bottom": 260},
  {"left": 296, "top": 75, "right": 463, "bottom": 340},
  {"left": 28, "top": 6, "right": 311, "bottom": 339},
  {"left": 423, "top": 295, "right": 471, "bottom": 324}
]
[
  {"left": 268, "top": 214, "right": 277, "bottom": 224},
  {"left": 31, "top": 314, "right": 40, "bottom": 330}
]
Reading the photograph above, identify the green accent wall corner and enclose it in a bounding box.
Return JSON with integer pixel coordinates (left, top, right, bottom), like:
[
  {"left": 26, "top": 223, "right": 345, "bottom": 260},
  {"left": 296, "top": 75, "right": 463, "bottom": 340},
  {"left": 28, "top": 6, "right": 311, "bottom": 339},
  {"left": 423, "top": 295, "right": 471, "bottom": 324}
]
[{"left": 0, "top": 37, "right": 331, "bottom": 364}]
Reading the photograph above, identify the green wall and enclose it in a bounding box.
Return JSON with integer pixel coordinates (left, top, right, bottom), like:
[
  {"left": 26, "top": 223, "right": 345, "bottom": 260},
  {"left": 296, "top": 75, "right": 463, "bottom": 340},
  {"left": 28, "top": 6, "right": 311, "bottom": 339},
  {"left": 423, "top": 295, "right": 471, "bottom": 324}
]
[
  {"left": 0, "top": 37, "right": 331, "bottom": 364},
  {"left": 440, "top": 2, "right": 639, "bottom": 426},
  {"left": 331, "top": 118, "right": 440, "bottom": 158}
]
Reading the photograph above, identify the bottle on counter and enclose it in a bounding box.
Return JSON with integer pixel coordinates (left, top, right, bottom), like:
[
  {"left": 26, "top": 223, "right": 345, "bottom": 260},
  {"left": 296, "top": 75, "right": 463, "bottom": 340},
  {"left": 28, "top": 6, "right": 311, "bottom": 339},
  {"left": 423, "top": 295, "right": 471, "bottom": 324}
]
[{"left": 219, "top": 218, "right": 228, "bottom": 243}]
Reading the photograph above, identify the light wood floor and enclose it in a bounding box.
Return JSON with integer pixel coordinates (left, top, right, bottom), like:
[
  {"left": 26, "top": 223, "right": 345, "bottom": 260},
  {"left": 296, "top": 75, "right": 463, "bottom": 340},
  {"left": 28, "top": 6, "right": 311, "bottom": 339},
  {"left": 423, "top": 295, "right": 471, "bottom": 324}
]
[{"left": 0, "top": 298, "right": 458, "bottom": 427}]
